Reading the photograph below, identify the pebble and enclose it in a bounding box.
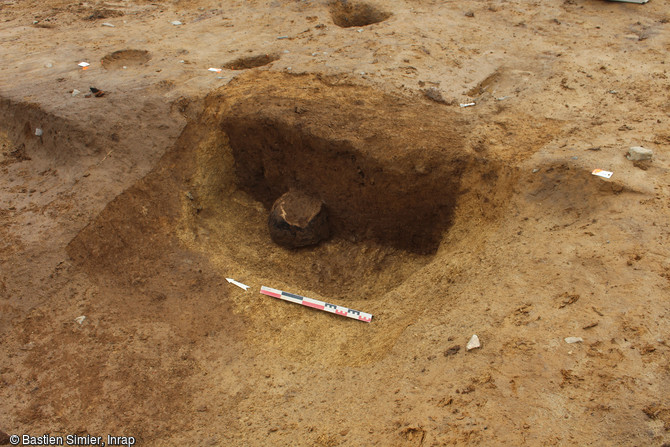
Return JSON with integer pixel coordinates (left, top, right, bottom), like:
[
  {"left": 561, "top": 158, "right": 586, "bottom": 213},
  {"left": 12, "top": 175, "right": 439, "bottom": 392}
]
[
  {"left": 466, "top": 334, "right": 481, "bottom": 351},
  {"left": 72, "top": 89, "right": 81, "bottom": 97},
  {"left": 564, "top": 336, "right": 583, "bottom": 344},
  {"left": 627, "top": 146, "right": 653, "bottom": 161},
  {"left": 35, "top": 128, "right": 43, "bottom": 137},
  {"left": 171, "top": 20, "right": 183, "bottom": 26}
]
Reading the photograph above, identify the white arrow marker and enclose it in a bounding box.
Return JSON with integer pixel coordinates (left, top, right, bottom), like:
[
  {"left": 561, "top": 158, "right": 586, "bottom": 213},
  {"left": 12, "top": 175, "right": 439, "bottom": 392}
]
[{"left": 226, "top": 278, "right": 250, "bottom": 291}]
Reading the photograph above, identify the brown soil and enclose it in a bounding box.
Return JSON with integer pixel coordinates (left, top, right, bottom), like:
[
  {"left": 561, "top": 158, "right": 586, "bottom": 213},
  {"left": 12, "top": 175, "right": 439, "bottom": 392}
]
[{"left": 1, "top": 0, "right": 669, "bottom": 446}]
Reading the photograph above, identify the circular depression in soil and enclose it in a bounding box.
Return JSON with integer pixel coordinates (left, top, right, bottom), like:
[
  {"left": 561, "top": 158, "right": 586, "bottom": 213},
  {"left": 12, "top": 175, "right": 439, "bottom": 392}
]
[
  {"left": 101, "top": 49, "right": 151, "bottom": 70},
  {"left": 329, "top": 1, "right": 391, "bottom": 28}
]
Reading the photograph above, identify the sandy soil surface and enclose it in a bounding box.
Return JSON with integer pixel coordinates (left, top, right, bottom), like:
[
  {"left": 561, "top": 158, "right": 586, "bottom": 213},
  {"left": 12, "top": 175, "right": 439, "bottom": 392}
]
[{"left": 1, "top": 0, "right": 669, "bottom": 445}]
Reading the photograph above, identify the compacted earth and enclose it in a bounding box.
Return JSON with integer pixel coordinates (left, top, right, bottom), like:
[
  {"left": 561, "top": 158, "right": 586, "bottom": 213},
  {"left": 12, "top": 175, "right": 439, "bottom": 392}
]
[{"left": 1, "top": 0, "right": 669, "bottom": 445}]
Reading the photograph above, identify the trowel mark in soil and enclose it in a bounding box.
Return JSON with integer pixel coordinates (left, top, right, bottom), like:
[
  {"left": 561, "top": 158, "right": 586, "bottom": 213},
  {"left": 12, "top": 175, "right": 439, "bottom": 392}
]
[
  {"left": 223, "top": 54, "right": 279, "bottom": 70},
  {"left": 329, "top": 1, "right": 391, "bottom": 28},
  {"left": 101, "top": 49, "right": 151, "bottom": 70}
]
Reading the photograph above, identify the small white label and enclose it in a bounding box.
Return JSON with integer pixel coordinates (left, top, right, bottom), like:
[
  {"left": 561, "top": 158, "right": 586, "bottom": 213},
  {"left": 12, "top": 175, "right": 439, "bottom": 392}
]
[{"left": 591, "top": 169, "right": 613, "bottom": 179}]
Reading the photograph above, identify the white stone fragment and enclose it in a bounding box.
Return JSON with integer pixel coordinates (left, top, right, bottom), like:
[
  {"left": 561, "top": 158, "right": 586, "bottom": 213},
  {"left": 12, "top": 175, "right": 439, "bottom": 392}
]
[
  {"left": 564, "top": 336, "right": 583, "bottom": 344},
  {"left": 627, "top": 146, "right": 653, "bottom": 161},
  {"left": 466, "top": 334, "right": 481, "bottom": 351},
  {"left": 75, "top": 316, "right": 86, "bottom": 324}
]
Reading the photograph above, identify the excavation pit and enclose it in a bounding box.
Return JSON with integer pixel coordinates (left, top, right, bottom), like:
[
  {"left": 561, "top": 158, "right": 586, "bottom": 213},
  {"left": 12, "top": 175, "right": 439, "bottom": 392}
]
[
  {"left": 329, "top": 1, "right": 391, "bottom": 28},
  {"left": 223, "top": 54, "right": 279, "bottom": 70},
  {"left": 101, "top": 49, "right": 151, "bottom": 70},
  {"left": 67, "top": 71, "right": 516, "bottom": 304},
  {"left": 166, "top": 72, "right": 508, "bottom": 300}
]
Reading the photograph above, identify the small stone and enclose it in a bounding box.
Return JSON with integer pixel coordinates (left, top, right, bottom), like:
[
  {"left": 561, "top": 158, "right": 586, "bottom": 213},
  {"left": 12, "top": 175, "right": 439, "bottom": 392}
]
[
  {"left": 465, "top": 11, "right": 475, "bottom": 17},
  {"left": 72, "top": 89, "right": 81, "bottom": 97},
  {"left": 466, "top": 334, "right": 481, "bottom": 351},
  {"left": 564, "top": 336, "right": 583, "bottom": 344},
  {"left": 171, "top": 20, "right": 183, "bottom": 26},
  {"left": 627, "top": 146, "right": 653, "bottom": 161},
  {"left": 75, "top": 316, "right": 86, "bottom": 324},
  {"left": 35, "top": 128, "right": 43, "bottom": 137},
  {"left": 268, "top": 190, "right": 330, "bottom": 248},
  {"left": 0, "top": 430, "right": 10, "bottom": 445}
]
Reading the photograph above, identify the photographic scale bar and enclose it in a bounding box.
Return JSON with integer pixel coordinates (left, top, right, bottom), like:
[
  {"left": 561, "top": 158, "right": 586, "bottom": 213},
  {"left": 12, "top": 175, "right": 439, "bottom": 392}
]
[{"left": 260, "top": 286, "right": 373, "bottom": 323}]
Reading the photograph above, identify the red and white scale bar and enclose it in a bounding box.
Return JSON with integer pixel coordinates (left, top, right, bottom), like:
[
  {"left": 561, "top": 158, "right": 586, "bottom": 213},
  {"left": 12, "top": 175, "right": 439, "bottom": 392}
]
[{"left": 260, "top": 286, "right": 372, "bottom": 323}]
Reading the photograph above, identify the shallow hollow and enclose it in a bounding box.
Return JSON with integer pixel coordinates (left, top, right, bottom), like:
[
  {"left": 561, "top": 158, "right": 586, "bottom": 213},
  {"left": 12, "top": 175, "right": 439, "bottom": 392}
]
[
  {"left": 223, "top": 54, "right": 279, "bottom": 70},
  {"left": 329, "top": 1, "right": 391, "bottom": 28},
  {"left": 101, "top": 49, "right": 151, "bottom": 70}
]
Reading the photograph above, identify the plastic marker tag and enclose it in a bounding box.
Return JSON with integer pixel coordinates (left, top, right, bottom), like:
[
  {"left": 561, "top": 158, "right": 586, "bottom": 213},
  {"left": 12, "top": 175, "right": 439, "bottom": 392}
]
[
  {"left": 260, "top": 286, "right": 372, "bottom": 323},
  {"left": 591, "top": 169, "right": 613, "bottom": 179},
  {"left": 226, "top": 278, "right": 250, "bottom": 291}
]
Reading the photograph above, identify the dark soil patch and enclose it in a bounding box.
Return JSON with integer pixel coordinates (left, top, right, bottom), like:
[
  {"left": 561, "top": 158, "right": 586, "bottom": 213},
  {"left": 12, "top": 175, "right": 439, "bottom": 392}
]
[
  {"left": 223, "top": 54, "right": 279, "bottom": 70},
  {"left": 86, "top": 8, "right": 124, "bottom": 21}
]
